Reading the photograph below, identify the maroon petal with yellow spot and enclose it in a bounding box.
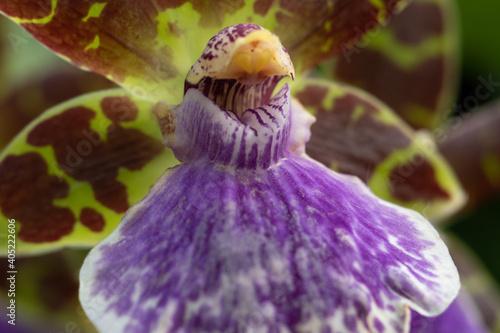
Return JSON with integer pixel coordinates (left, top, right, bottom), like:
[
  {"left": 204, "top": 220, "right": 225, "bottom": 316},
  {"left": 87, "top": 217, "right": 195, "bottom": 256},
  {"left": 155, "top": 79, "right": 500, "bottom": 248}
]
[
  {"left": 268, "top": 0, "right": 409, "bottom": 72},
  {"left": 292, "top": 78, "right": 465, "bottom": 222},
  {"left": 0, "top": 89, "right": 178, "bottom": 255},
  {"left": 331, "top": 0, "right": 459, "bottom": 130},
  {"left": 439, "top": 100, "right": 500, "bottom": 211},
  {"left": 0, "top": 0, "right": 409, "bottom": 102}
]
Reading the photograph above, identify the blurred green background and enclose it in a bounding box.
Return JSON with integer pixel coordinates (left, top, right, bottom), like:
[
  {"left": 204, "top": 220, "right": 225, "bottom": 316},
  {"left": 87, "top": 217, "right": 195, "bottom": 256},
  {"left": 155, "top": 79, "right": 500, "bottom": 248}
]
[{"left": 451, "top": 0, "right": 500, "bottom": 284}]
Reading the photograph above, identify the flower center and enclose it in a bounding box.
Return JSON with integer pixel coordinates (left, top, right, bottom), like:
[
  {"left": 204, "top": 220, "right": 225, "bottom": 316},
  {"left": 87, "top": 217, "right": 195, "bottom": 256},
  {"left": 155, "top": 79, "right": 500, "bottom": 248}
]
[
  {"left": 154, "top": 24, "right": 312, "bottom": 170},
  {"left": 184, "top": 24, "right": 294, "bottom": 119}
]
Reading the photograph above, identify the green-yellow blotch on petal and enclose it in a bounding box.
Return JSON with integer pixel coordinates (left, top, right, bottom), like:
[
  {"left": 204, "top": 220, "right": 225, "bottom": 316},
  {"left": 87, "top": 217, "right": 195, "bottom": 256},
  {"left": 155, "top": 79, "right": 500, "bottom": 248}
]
[
  {"left": 84, "top": 35, "right": 100, "bottom": 51},
  {"left": 368, "top": 31, "right": 446, "bottom": 71},
  {"left": 369, "top": 131, "right": 466, "bottom": 222},
  {"left": 0, "top": 89, "right": 178, "bottom": 256},
  {"left": 82, "top": 2, "right": 107, "bottom": 22},
  {"left": 11, "top": 0, "right": 57, "bottom": 24}
]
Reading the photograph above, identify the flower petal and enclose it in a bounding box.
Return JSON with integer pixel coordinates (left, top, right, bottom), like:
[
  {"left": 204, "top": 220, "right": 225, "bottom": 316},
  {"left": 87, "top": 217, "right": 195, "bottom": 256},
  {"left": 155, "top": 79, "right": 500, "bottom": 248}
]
[
  {"left": 0, "top": 0, "right": 409, "bottom": 101},
  {"left": 282, "top": 0, "right": 410, "bottom": 72},
  {"left": 410, "top": 292, "right": 488, "bottom": 333},
  {"left": 80, "top": 155, "right": 459, "bottom": 332},
  {"left": 292, "top": 78, "right": 465, "bottom": 222},
  {"left": 0, "top": 89, "right": 177, "bottom": 255},
  {"left": 80, "top": 85, "right": 459, "bottom": 333},
  {"left": 439, "top": 100, "right": 500, "bottom": 213},
  {"left": 330, "top": 0, "right": 459, "bottom": 129}
]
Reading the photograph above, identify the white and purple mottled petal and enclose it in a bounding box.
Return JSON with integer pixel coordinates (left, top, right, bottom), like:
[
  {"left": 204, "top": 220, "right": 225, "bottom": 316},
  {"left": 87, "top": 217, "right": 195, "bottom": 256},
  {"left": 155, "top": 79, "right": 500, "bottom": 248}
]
[{"left": 80, "top": 83, "right": 459, "bottom": 333}]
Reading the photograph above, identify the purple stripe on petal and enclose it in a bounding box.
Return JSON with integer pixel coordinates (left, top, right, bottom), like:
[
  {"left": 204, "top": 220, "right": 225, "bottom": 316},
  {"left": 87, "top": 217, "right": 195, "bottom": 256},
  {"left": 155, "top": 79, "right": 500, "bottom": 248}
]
[
  {"left": 168, "top": 85, "right": 294, "bottom": 169},
  {"left": 80, "top": 154, "right": 458, "bottom": 332}
]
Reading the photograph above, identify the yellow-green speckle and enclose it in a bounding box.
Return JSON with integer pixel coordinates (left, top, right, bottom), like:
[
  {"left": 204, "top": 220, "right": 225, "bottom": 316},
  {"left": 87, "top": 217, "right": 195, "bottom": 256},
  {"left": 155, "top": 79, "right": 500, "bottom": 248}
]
[
  {"left": 351, "top": 106, "right": 365, "bottom": 122},
  {"left": 403, "top": 104, "right": 438, "bottom": 128},
  {"left": 82, "top": 2, "right": 107, "bottom": 22},
  {"left": 84, "top": 35, "right": 100, "bottom": 51}
]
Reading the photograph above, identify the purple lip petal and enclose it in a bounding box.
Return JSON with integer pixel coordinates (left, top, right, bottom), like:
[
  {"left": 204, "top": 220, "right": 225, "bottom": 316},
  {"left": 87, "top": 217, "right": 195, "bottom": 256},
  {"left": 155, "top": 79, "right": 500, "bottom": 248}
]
[{"left": 80, "top": 85, "right": 459, "bottom": 333}]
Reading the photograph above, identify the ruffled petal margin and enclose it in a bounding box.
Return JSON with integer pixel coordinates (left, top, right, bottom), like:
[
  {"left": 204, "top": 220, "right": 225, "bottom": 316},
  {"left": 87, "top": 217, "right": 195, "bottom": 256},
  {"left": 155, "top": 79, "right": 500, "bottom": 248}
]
[{"left": 80, "top": 88, "right": 459, "bottom": 333}]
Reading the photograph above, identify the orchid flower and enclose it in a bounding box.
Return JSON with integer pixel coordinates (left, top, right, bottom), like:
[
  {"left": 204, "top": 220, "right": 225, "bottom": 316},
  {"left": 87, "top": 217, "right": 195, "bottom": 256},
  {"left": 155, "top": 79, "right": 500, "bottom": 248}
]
[
  {"left": 0, "top": 0, "right": 497, "bottom": 332},
  {"left": 74, "top": 22, "right": 461, "bottom": 331}
]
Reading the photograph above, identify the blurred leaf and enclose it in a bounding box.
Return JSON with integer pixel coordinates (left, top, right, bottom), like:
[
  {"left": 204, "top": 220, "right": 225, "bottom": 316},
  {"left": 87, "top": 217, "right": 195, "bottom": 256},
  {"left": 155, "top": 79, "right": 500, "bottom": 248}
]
[
  {"left": 329, "top": 0, "right": 459, "bottom": 130},
  {"left": 439, "top": 100, "right": 500, "bottom": 211},
  {"left": 292, "top": 78, "right": 465, "bottom": 222},
  {"left": 0, "top": 0, "right": 409, "bottom": 103},
  {"left": 0, "top": 89, "right": 178, "bottom": 255}
]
